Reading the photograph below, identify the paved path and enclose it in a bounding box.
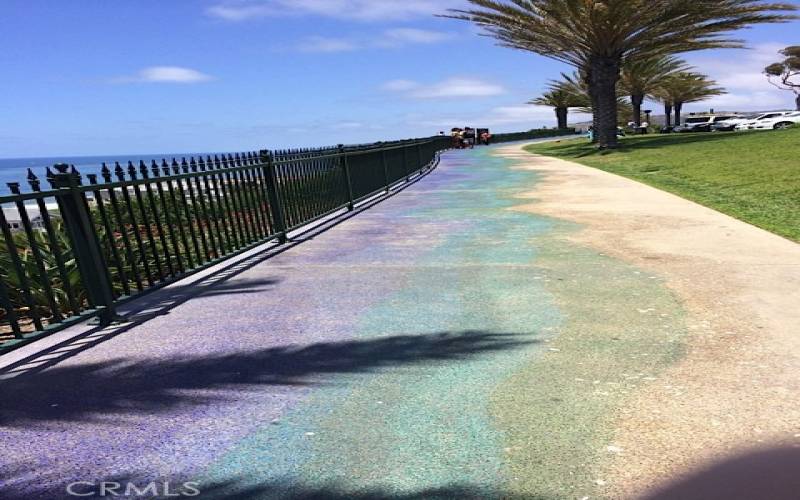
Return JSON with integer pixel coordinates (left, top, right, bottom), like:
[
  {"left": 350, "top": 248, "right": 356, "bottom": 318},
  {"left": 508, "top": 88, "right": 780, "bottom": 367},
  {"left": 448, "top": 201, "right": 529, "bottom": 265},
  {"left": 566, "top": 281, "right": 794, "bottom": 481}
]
[
  {"left": 504, "top": 144, "right": 800, "bottom": 500},
  {"left": 2, "top": 142, "right": 797, "bottom": 499},
  {"left": 1, "top": 144, "right": 569, "bottom": 499}
]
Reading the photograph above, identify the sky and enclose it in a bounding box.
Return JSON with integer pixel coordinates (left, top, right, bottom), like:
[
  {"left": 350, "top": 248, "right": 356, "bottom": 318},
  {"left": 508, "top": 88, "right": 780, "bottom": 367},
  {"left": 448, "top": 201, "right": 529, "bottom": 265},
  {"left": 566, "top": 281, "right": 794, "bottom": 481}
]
[{"left": 1, "top": 0, "right": 799, "bottom": 157}]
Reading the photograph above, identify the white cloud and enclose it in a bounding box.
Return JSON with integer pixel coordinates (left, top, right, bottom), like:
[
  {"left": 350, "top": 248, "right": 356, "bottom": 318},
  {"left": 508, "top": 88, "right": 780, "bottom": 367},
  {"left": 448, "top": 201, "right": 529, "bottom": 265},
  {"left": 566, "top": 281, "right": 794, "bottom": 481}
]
[
  {"left": 112, "top": 66, "right": 214, "bottom": 84},
  {"left": 384, "top": 77, "right": 506, "bottom": 99},
  {"left": 412, "top": 105, "right": 592, "bottom": 129},
  {"left": 482, "top": 105, "right": 591, "bottom": 126},
  {"left": 207, "top": 2, "right": 274, "bottom": 21},
  {"left": 332, "top": 121, "right": 365, "bottom": 129},
  {"left": 685, "top": 92, "right": 789, "bottom": 112},
  {"left": 381, "top": 79, "right": 420, "bottom": 91},
  {"left": 296, "top": 36, "right": 359, "bottom": 53},
  {"left": 291, "top": 28, "right": 455, "bottom": 53},
  {"left": 207, "top": 0, "right": 465, "bottom": 22},
  {"left": 378, "top": 28, "right": 456, "bottom": 47},
  {"left": 683, "top": 43, "right": 795, "bottom": 111},
  {"left": 413, "top": 78, "right": 505, "bottom": 99}
]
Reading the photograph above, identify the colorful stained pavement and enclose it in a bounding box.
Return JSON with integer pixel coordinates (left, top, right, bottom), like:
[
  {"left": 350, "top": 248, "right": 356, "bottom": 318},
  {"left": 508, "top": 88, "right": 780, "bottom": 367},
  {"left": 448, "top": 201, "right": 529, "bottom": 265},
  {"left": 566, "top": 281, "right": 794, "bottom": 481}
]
[{"left": 0, "top": 144, "right": 687, "bottom": 499}]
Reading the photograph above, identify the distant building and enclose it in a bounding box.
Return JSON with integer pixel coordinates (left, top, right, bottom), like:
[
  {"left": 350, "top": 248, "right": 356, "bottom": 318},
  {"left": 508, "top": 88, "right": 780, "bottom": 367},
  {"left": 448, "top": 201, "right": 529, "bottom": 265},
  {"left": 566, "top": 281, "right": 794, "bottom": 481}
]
[{"left": 2, "top": 204, "right": 59, "bottom": 232}]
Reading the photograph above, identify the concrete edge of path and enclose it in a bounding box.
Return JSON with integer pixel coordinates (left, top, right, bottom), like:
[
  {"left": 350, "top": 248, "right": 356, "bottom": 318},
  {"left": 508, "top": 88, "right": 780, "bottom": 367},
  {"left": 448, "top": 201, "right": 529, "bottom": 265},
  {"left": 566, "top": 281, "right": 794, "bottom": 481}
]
[{"left": 495, "top": 142, "right": 800, "bottom": 499}]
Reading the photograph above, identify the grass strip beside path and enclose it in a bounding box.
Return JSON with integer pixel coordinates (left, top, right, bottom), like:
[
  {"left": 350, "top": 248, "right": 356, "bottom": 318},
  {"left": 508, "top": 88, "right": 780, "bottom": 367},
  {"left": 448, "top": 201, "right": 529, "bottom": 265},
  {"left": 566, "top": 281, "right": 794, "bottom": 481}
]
[{"left": 525, "top": 129, "right": 800, "bottom": 242}]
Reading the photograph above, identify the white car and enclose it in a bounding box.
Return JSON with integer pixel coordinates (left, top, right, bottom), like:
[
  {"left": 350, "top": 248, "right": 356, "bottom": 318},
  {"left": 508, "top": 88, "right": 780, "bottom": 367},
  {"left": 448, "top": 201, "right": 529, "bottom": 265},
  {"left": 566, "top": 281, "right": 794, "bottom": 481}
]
[
  {"left": 711, "top": 114, "right": 760, "bottom": 131},
  {"left": 734, "top": 111, "right": 794, "bottom": 130},
  {"left": 749, "top": 111, "right": 800, "bottom": 130},
  {"left": 674, "top": 115, "right": 738, "bottom": 132}
]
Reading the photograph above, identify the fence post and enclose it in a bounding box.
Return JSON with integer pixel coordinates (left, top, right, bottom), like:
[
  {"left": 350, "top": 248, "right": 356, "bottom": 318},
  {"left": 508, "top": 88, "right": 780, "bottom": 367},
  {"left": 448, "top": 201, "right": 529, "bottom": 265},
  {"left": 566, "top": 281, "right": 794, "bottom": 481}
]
[
  {"left": 47, "top": 164, "right": 122, "bottom": 326},
  {"left": 259, "top": 150, "right": 288, "bottom": 244},
  {"left": 402, "top": 142, "right": 411, "bottom": 182},
  {"left": 379, "top": 142, "right": 390, "bottom": 193},
  {"left": 0, "top": 275, "right": 22, "bottom": 339},
  {"left": 338, "top": 144, "right": 355, "bottom": 211}
]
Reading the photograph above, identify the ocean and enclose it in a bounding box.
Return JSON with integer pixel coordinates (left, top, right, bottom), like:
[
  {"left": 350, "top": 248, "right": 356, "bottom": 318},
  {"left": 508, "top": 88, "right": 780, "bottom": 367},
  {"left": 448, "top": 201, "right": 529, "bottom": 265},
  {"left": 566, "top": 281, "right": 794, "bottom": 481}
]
[{"left": 0, "top": 153, "right": 222, "bottom": 195}]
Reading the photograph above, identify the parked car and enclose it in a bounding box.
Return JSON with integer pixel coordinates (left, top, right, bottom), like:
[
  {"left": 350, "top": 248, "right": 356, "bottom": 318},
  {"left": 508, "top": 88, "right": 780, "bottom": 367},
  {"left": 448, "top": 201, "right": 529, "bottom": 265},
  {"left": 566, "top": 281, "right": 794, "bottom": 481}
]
[
  {"left": 749, "top": 111, "right": 800, "bottom": 130},
  {"left": 712, "top": 114, "right": 761, "bottom": 131},
  {"left": 674, "top": 115, "right": 738, "bottom": 133},
  {"left": 734, "top": 111, "right": 794, "bottom": 130}
]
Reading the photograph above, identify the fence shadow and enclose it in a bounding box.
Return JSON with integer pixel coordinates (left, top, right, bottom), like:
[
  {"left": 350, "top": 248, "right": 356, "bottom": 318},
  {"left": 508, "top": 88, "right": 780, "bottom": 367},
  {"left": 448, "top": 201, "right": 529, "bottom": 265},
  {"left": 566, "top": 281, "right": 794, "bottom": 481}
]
[
  {"left": 0, "top": 330, "right": 536, "bottom": 426},
  {"left": 0, "top": 163, "right": 441, "bottom": 376}
]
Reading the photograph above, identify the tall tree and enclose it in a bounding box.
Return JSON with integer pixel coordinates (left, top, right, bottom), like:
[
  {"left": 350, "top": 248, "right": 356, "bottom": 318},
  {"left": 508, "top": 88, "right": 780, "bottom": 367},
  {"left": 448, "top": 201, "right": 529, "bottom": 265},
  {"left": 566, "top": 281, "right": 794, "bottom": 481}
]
[
  {"left": 653, "top": 72, "right": 726, "bottom": 126},
  {"left": 621, "top": 56, "right": 689, "bottom": 126},
  {"left": 445, "top": 1, "right": 796, "bottom": 149},
  {"left": 558, "top": 72, "right": 632, "bottom": 128},
  {"left": 764, "top": 46, "right": 800, "bottom": 110},
  {"left": 662, "top": 99, "right": 675, "bottom": 128},
  {"left": 529, "top": 80, "right": 587, "bottom": 129}
]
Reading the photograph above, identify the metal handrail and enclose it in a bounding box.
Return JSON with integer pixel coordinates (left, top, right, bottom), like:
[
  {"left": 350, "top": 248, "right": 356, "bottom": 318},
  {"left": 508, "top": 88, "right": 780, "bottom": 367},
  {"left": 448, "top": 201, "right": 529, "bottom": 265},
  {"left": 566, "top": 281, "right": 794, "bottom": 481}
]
[{"left": 0, "top": 135, "right": 451, "bottom": 353}]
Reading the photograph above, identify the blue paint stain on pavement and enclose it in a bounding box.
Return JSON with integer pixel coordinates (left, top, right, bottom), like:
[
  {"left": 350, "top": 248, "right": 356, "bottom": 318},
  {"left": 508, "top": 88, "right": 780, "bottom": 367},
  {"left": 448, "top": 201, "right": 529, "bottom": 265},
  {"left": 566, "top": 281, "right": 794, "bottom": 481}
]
[{"left": 199, "top": 145, "right": 564, "bottom": 498}]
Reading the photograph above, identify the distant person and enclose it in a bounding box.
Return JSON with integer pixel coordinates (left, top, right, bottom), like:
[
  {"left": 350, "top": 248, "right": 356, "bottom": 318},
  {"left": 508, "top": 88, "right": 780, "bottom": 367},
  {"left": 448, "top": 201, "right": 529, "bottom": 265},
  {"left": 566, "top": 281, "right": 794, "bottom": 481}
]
[
  {"left": 587, "top": 126, "right": 594, "bottom": 141},
  {"left": 480, "top": 131, "right": 492, "bottom": 145},
  {"left": 463, "top": 127, "right": 475, "bottom": 148},
  {"left": 640, "top": 121, "right": 649, "bottom": 134},
  {"left": 451, "top": 128, "right": 463, "bottom": 148}
]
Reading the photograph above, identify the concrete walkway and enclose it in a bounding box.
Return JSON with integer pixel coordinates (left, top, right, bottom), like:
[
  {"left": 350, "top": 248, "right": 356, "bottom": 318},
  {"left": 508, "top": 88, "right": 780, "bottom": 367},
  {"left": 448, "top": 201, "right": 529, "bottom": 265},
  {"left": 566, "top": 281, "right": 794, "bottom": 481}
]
[
  {"left": 503, "top": 144, "right": 800, "bottom": 500},
  {"left": 1, "top": 142, "right": 797, "bottom": 500},
  {"left": 1, "top": 144, "right": 565, "bottom": 499}
]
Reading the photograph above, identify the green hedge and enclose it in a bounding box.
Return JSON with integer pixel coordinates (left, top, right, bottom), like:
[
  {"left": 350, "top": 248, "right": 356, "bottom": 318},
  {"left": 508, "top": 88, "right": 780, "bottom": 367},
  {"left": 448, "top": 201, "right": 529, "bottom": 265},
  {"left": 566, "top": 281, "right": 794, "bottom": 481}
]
[{"left": 492, "top": 128, "right": 578, "bottom": 143}]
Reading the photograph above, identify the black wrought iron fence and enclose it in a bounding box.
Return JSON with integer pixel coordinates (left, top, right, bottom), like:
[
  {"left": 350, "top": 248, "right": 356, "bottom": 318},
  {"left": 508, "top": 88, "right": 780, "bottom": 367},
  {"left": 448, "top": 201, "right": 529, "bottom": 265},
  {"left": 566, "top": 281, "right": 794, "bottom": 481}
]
[{"left": 0, "top": 136, "right": 451, "bottom": 353}]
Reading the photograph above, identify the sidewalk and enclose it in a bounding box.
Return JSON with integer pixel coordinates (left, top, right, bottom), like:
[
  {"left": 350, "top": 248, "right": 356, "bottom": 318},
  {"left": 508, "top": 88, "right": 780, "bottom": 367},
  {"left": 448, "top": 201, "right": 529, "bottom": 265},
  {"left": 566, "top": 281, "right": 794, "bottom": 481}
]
[
  {"left": 6, "top": 140, "right": 795, "bottom": 499},
  {"left": 0, "top": 144, "right": 560, "bottom": 499}
]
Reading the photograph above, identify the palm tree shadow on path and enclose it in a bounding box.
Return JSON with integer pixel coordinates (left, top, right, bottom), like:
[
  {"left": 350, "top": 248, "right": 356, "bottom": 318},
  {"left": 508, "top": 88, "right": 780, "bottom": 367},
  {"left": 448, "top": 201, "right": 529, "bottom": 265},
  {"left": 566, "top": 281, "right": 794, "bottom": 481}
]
[
  {"left": 0, "top": 330, "right": 537, "bottom": 427},
  {"left": 0, "top": 469, "right": 550, "bottom": 500}
]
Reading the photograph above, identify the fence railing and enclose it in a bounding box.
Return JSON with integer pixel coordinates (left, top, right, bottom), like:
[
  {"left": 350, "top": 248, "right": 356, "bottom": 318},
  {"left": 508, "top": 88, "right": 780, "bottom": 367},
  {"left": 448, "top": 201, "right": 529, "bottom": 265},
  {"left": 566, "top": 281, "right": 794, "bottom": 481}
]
[{"left": 0, "top": 136, "right": 451, "bottom": 353}]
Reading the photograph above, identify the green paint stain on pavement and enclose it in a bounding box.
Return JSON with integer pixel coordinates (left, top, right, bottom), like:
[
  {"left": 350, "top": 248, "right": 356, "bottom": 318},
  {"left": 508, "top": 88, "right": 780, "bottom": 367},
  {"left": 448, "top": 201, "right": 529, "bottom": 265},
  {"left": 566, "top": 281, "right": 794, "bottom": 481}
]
[
  {"left": 198, "top": 146, "right": 689, "bottom": 499},
  {"left": 492, "top": 219, "right": 688, "bottom": 499}
]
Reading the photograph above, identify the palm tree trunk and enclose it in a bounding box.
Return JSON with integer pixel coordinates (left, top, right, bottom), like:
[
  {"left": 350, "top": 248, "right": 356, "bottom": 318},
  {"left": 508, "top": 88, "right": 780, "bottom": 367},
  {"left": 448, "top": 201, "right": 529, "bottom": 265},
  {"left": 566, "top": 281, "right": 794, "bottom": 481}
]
[
  {"left": 631, "top": 94, "right": 644, "bottom": 127},
  {"left": 555, "top": 107, "right": 568, "bottom": 129},
  {"left": 588, "top": 56, "right": 621, "bottom": 149},
  {"left": 664, "top": 102, "right": 673, "bottom": 128},
  {"left": 674, "top": 102, "right": 683, "bottom": 126}
]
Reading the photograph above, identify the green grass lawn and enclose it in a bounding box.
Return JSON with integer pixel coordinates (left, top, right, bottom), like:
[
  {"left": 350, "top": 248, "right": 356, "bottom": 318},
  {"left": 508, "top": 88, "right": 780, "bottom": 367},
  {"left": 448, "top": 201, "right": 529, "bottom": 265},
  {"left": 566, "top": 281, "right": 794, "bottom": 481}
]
[{"left": 525, "top": 128, "right": 800, "bottom": 242}]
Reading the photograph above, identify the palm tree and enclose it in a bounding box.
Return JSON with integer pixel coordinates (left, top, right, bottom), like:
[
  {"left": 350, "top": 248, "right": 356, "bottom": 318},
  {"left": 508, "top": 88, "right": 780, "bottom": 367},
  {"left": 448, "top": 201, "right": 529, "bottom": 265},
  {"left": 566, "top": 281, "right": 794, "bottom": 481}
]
[
  {"left": 529, "top": 81, "right": 587, "bottom": 129},
  {"left": 653, "top": 72, "right": 726, "bottom": 126},
  {"left": 558, "top": 72, "right": 633, "bottom": 129},
  {"left": 621, "top": 56, "right": 689, "bottom": 126},
  {"left": 445, "top": 1, "right": 796, "bottom": 149},
  {"left": 661, "top": 98, "right": 676, "bottom": 129}
]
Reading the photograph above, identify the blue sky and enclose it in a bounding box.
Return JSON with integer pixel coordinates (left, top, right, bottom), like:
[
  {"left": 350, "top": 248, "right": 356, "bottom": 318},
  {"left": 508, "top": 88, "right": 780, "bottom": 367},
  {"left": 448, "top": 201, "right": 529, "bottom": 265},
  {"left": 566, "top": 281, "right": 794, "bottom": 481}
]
[{"left": 1, "top": 0, "right": 798, "bottom": 157}]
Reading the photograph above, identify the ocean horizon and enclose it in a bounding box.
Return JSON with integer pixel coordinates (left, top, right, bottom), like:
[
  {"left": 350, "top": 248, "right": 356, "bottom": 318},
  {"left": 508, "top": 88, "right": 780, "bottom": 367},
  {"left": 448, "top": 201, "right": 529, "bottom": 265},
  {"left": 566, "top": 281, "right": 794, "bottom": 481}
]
[{"left": 0, "top": 152, "right": 233, "bottom": 195}]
